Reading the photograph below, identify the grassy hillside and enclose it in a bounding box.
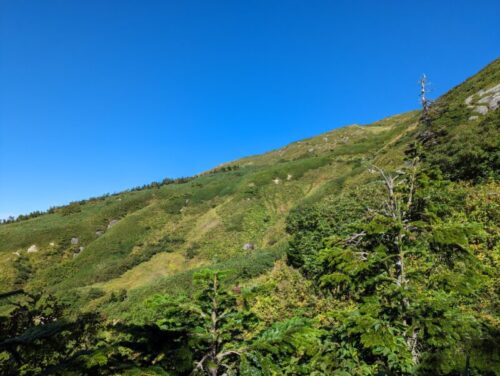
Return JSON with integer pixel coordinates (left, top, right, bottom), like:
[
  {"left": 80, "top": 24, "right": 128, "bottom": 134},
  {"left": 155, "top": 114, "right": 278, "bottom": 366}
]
[
  {"left": 0, "top": 59, "right": 498, "bottom": 320},
  {"left": 0, "top": 60, "right": 498, "bottom": 375},
  {"left": 0, "top": 110, "right": 419, "bottom": 313}
]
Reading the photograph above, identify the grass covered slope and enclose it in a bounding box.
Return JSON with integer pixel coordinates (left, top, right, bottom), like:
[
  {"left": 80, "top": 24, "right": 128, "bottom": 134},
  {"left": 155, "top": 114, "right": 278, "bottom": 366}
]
[
  {"left": 0, "top": 59, "right": 498, "bottom": 319},
  {"left": 420, "top": 58, "right": 500, "bottom": 181},
  {"left": 0, "top": 110, "right": 419, "bottom": 313}
]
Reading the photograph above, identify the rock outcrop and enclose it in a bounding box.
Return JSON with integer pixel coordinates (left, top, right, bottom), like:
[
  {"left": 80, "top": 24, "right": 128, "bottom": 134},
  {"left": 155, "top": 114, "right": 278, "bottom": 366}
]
[
  {"left": 107, "top": 219, "right": 119, "bottom": 229},
  {"left": 27, "top": 244, "right": 39, "bottom": 253},
  {"left": 465, "top": 83, "right": 500, "bottom": 119}
]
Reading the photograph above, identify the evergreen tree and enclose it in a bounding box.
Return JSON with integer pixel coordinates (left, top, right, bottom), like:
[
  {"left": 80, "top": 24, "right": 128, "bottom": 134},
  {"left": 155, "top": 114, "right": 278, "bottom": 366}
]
[{"left": 288, "top": 159, "right": 494, "bottom": 374}]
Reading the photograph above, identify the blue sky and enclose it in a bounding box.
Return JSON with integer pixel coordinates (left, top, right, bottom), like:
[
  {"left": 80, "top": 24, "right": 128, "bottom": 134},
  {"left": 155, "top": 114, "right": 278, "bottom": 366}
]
[{"left": 0, "top": 0, "right": 499, "bottom": 218}]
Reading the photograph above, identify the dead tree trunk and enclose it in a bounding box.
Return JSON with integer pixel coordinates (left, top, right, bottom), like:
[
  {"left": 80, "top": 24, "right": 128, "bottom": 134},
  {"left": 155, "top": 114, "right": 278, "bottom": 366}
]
[{"left": 420, "top": 74, "right": 432, "bottom": 127}]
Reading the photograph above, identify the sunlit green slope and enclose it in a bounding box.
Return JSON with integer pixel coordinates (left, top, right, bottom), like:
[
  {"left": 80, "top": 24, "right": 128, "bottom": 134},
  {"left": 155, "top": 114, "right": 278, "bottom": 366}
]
[{"left": 0, "top": 58, "right": 498, "bottom": 318}]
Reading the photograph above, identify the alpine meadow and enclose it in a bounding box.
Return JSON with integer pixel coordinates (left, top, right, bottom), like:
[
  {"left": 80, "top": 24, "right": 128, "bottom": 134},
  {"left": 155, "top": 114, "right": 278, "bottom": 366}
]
[{"left": 1, "top": 57, "right": 499, "bottom": 375}]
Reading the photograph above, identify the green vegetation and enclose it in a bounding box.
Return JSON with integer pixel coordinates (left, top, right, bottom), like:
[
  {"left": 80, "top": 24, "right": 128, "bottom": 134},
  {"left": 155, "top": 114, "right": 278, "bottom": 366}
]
[
  {"left": 420, "top": 59, "right": 500, "bottom": 182},
  {"left": 0, "top": 60, "right": 499, "bottom": 374}
]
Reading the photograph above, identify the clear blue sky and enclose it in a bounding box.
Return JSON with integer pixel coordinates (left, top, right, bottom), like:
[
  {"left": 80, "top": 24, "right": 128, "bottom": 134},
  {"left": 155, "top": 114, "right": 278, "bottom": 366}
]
[{"left": 1, "top": 1, "right": 499, "bottom": 218}]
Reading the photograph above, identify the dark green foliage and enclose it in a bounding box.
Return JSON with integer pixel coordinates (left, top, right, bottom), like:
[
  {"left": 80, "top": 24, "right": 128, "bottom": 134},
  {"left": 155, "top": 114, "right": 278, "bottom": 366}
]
[
  {"left": 117, "top": 234, "right": 184, "bottom": 274},
  {"left": 86, "top": 288, "right": 105, "bottom": 301},
  {"left": 12, "top": 256, "right": 33, "bottom": 288},
  {"left": 109, "top": 289, "right": 128, "bottom": 303},
  {"left": 59, "top": 202, "right": 82, "bottom": 216},
  {"left": 93, "top": 321, "right": 194, "bottom": 374},
  {"left": 240, "top": 317, "right": 329, "bottom": 375},
  {"left": 162, "top": 195, "right": 188, "bottom": 214},
  {"left": 209, "top": 165, "right": 241, "bottom": 174},
  {"left": 0, "top": 292, "right": 101, "bottom": 375},
  {"left": 286, "top": 157, "right": 499, "bottom": 374},
  {"left": 286, "top": 184, "right": 381, "bottom": 278},
  {"left": 94, "top": 270, "right": 253, "bottom": 375},
  {"left": 186, "top": 243, "right": 200, "bottom": 259}
]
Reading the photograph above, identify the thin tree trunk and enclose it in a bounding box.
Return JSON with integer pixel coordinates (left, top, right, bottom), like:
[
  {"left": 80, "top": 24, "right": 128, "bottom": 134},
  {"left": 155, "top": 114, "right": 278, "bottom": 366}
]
[{"left": 209, "top": 273, "right": 219, "bottom": 376}]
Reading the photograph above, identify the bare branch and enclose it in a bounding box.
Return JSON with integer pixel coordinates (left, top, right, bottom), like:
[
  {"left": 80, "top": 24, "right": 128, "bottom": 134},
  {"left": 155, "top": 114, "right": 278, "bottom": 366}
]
[
  {"left": 191, "top": 354, "right": 210, "bottom": 375},
  {"left": 216, "top": 349, "right": 243, "bottom": 361}
]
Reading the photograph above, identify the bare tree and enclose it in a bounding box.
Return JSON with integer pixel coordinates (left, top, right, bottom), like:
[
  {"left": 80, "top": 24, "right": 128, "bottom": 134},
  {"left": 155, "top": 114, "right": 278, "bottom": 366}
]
[
  {"left": 420, "top": 74, "right": 433, "bottom": 126},
  {"left": 420, "top": 75, "right": 430, "bottom": 110}
]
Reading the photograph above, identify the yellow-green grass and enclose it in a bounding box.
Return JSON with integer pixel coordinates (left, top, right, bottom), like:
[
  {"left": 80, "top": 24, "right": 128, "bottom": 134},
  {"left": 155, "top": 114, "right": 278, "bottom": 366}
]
[{"left": 0, "top": 109, "right": 425, "bottom": 316}]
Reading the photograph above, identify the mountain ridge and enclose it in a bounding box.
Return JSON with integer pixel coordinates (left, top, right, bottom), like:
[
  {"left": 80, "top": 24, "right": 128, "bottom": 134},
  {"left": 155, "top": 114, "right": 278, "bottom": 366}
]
[{"left": 0, "top": 59, "right": 498, "bottom": 320}]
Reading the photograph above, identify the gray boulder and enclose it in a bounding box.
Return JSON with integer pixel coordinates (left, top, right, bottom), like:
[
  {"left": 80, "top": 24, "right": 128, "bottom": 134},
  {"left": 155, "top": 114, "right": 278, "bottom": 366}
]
[
  {"left": 27, "top": 244, "right": 39, "bottom": 253},
  {"left": 473, "top": 105, "right": 489, "bottom": 115},
  {"left": 107, "top": 219, "right": 119, "bottom": 229},
  {"left": 243, "top": 243, "right": 255, "bottom": 251}
]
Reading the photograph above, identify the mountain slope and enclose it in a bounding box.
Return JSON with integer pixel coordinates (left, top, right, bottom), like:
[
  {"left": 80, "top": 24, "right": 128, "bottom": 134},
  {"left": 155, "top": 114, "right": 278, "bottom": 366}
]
[{"left": 1, "top": 59, "right": 498, "bottom": 319}]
